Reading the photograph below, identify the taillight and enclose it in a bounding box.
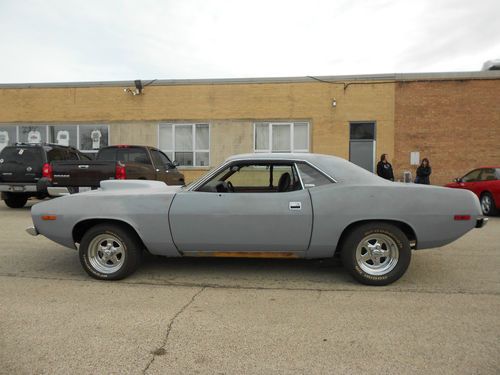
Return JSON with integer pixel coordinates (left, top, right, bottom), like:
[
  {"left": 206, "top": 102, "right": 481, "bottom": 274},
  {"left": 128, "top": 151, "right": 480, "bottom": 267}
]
[
  {"left": 115, "top": 164, "right": 126, "bottom": 180},
  {"left": 42, "top": 163, "right": 53, "bottom": 181},
  {"left": 454, "top": 215, "right": 471, "bottom": 221}
]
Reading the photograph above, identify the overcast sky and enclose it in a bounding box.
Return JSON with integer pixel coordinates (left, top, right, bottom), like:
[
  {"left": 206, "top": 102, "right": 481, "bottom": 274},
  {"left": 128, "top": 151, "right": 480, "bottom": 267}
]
[{"left": 0, "top": 0, "right": 499, "bottom": 83}]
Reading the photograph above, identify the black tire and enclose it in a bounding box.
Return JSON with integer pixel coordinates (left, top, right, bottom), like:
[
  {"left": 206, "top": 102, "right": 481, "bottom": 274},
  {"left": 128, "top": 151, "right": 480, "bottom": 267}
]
[
  {"left": 480, "top": 192, "right": 497, "bottom": 216},
  {"left": 341, "top": 222, "right": 411, "bottom": 286},
  {"left": 79, "top": 223, "right": 143, "bottom": 280},
  {"left": 3, "top": 193, "right": 28, "bottom": 208}
]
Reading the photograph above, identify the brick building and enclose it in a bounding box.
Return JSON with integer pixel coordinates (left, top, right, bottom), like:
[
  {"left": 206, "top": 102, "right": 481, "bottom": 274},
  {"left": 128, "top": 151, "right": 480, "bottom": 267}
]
[{"left": 0, "top": 71, "right": 498, "bottom": 185}]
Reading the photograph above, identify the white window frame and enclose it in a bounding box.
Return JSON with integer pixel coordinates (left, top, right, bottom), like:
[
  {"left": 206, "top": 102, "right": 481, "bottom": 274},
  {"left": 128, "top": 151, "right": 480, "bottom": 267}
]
[
  {"left": 158, "top": 123, "right": 211, "bottom": 167},
  {"left": 253, "top": 122, "right": 310, "bottom": 153}
]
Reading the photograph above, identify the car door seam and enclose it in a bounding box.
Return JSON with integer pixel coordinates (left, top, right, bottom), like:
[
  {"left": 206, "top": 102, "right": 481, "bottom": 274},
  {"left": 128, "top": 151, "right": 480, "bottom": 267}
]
[{"left": 167, "top": 193, "right": 183, "bottom": 255}]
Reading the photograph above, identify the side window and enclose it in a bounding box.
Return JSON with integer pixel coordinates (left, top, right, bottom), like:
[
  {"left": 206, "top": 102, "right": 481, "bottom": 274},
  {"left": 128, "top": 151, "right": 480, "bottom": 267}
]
[
  {"left": 97, "top": 148, "right": 116, "bottom": 160},
  {"left": 479, "top": 168, "right": 497, "bottom": 181},
  {"left": 150, "top": 149, "right": 164, "bottom": 168},
  {"left": 79, "top": 153, "right": 92, "bottom": 161},
  {"left": 462, "top": 169, "right": 481, "bottom": 182},
  {"left": 296, "top": 163, "right": 333, "bottom": 188},
  {"left": 67, "top": 151, "right": 79, "bottom": 160},
  {"left": 117, "top": 148, "right": 151, "bottom": 165},
  {"left": 47, "top": 148, "right": 68, "bottom": 161},
  {"left": 197, "top": 163, "right": 300, "bottom": 193},
  {"left": 150, "top": 149, "right": 172, "bottom": 168}
]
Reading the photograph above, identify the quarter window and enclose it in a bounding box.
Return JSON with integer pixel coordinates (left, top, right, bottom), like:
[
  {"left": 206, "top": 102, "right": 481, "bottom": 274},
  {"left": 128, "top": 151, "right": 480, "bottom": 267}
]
[
  {"left": 159, "top": 123, "right": 210, "bottom": 167},
  {"left": 254, "top": 122, "right": 309, "bottom": 153},
  {"left": 296, "top": 163, "right": 333, "bottom": 188}
]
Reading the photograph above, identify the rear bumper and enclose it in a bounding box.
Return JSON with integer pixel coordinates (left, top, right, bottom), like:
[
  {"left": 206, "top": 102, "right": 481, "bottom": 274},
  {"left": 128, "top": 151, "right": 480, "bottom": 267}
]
[
  {"left": 0, "top": 183, "right": 38, "bottom": 193},
  {"left": 476, "top": 217, "right": 488, "bottom": 228}
]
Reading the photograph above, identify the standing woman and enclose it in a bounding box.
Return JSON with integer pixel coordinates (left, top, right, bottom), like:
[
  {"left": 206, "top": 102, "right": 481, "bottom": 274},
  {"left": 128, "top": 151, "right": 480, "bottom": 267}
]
[
  {"left": 415, "top": 158, "right": 432, "bottom": 184},
  {"left": 376, "top": 153, "right": 394, "bottom": 181}
]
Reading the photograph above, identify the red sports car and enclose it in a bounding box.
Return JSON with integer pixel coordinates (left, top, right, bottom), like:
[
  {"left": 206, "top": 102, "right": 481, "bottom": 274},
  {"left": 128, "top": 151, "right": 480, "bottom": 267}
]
[{"left": 446, "top": 167, "right": 500, "bottom": 216}]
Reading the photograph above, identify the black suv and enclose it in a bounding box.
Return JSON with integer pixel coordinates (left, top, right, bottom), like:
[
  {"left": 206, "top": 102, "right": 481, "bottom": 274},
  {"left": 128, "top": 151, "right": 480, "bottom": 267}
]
[{"left": 0, "top": 143, "right": 91, "bottom": 208}]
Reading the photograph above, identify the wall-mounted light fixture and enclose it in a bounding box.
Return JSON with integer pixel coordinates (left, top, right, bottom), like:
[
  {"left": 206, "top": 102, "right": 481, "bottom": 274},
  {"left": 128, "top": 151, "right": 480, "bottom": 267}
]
[
  {"left": 123, "top": 79, "right": 144, "bottom": 96},
  {"left": 332, "top": 98, "right": 337, "bottom": 108}
]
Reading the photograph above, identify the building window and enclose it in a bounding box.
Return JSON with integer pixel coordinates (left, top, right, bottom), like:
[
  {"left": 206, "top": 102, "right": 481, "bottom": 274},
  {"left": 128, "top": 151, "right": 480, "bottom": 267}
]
[
  {"left": 254, "top": 122, "right": 309, "bottom": 153},
  {"left": 79, "top": 124, "right": 109, "bottom": 152},
  {"left": 159, "top": 123, "right": 210, "bottom": 167},
  {"left": 0, "top": 126, "right": 17, "bottom": 152},
  {"left": 0, "top": 124, "right": 109, "bottom": 153}
]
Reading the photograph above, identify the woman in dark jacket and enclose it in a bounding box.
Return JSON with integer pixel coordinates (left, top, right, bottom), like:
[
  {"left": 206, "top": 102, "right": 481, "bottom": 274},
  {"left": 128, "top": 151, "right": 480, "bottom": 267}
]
[
  {"left": 415, "top": 158, "right": 432, "bottom": 184},
  {"left": 376, "top": 153, "right": 394, "bottom": 181}
]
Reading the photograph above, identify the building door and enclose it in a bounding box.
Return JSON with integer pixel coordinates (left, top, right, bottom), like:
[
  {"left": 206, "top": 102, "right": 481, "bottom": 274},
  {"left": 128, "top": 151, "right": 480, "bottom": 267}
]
[{"left": 349, "top": 122, "right": 376, "bottom": 172}]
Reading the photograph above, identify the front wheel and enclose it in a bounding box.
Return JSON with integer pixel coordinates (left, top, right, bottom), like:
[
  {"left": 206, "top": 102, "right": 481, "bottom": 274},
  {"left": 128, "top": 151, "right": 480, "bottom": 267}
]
[
  {"left": 79, "top": 223, "right": 143, "bottom": 280},
  {"left": 341, "top": 223, "right": 411, "bottom": 286},
  {"left": 480, "top": 193, "right": 497, "bottom": 216}
]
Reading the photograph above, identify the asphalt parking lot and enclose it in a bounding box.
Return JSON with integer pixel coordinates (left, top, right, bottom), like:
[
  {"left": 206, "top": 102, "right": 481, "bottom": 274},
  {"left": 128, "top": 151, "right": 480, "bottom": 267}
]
[{"left": 0, "top": 200, "right": 499, "bottom": 375}]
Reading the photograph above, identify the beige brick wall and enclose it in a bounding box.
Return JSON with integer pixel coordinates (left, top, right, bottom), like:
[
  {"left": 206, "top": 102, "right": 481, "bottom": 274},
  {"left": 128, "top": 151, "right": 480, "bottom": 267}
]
[
  {"left": 0, "top": 80, "right": 396, "bottom": 183},
  {"left": 394, "top": 80, "right": 500, "bottom": 186}
]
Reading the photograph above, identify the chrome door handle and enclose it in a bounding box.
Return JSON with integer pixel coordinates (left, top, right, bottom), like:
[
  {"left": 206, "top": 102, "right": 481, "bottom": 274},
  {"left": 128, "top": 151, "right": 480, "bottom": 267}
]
[
  {"left": 78, "top": 165, "right": 89, "bottom": 169},
  {"left": 289, "top": 202, "right": 302, "bottom": 210}
]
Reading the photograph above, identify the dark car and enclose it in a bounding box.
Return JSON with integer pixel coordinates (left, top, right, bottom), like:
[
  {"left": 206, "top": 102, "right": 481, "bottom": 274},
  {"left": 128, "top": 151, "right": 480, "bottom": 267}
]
[
  {"left": 445, "top": 166, "right": 500, "bottom": 216},
  {"left": 0, "top": 143, "right": 91, "bottom": 208},
  {"left": 48, "top": 145, "right": 185, "bottom": 196}
]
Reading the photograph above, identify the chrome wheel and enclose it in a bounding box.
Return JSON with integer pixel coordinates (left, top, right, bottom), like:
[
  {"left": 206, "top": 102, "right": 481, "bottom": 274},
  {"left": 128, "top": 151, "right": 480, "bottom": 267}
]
[
  {"left": 88, "top": 234, "right": 126, "bottom": 274},
  {"left": 481, "top": 195, "right": 492, "bottom": 215},
  {"left": 355, "top": 233, "right": 399, "bottom": 276}
]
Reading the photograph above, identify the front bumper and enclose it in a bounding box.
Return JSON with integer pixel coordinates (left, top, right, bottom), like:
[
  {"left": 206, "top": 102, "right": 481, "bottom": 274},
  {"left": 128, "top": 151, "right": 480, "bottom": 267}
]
[
  {"left": 26, "top": 226, "right": 39, "bottom": 236},
  {"left": 476, "top": 217, "right": 488, "bottom": 228},
  {"left": 47, "top": 187, "right": 71, "bottom": 197}
]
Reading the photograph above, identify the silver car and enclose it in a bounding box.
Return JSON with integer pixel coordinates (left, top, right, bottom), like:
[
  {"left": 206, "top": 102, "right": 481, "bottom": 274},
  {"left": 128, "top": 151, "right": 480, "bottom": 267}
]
[{"left": 27, "top": 153, "right": 487, "bottom": 285}]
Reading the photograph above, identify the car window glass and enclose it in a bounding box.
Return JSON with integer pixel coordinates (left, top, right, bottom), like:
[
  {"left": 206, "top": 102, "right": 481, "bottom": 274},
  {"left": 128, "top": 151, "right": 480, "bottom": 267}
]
[
  {"left": 67, "top": 151, "right": 79, "bottom": 160},
  {"left": 117, "top": 148, "right": 150, "bottom": 165},
  {"left": 229, "top": 165, "right": 271, "bottom": 187},
  {"left": 158, "top": 151, "right": 172, "bottom": 165},
  {"left": 150, "top": 150, "right": 164, "bottom": 167},
  {"left": 79, "top": 153, "right": 92, "bottom": 160},
  {"left": 296, "top": 163, "right": 333, "bottom": 188},
  {"left": 47, "top": 148, "right": 68, "bottom": 161},
  {"left": 0, "top": 147, "right": 42, "bottom": 164},
  {"left": 480, "top": 168, "right": 497, "bottom": 181},
  {"left": 462, "top": 169, "right": 481, "bottom": 182},
  {"left": 97, "top": 148, "right": 116, "bottom": 160},
  {"left": 495, "top": 169, "right": 500, "bottom": 180},
  {"left": 198, "top": 163, "right": 300, "bottom": 193}
]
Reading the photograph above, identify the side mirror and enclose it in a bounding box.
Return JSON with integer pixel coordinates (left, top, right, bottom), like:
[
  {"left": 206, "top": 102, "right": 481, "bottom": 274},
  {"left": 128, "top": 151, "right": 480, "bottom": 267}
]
[
  {"left": 454, "top": 177, "right": 462, "bottom": 183},
  {"left": 166, "top": 161, "right": 178, "bottom": 169}
]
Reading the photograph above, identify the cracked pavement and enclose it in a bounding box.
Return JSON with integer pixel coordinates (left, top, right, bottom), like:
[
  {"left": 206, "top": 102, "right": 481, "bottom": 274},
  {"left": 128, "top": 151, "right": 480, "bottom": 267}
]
[{"left": 0, "top": 201, "right": 499, "bottom": 374}]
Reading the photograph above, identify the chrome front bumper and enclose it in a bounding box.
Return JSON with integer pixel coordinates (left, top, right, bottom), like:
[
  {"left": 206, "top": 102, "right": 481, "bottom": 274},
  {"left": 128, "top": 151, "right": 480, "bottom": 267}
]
[
  {"left": 476, "top": 217, "right": 488, "bottom": 228},
  {"left": 26, "top": 226, "right": 39, "bottom": 236},
  {"left": 47, "top": 187, "right": 71, "bottom": 197}
]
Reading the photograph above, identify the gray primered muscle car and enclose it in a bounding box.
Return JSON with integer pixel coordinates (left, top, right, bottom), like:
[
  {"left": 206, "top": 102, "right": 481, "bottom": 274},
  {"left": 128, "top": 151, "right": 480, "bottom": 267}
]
[{"left": 27, "top": 153, "right": 488, "bottom": 285}]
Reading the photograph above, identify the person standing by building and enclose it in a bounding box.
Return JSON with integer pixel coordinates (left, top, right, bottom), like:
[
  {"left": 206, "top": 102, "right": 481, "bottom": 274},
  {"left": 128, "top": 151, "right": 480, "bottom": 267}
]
[
  {"left": 415, "top": 158, "right": 432, "bottom": 184},
  {"left": 376, "top": 153, "right": 394, "bottom": 181}
]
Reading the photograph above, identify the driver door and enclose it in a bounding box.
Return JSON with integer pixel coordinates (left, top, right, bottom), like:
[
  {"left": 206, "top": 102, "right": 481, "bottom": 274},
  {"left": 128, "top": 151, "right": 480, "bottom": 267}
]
[{"left": 169, "top": 162, "right": 313, "bottom": 254}]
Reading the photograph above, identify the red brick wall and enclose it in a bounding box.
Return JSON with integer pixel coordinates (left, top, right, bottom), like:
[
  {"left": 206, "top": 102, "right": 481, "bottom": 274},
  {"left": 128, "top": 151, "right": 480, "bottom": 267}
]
[{"left": 394, "top": 79, "right": 500, "bottom": 186}]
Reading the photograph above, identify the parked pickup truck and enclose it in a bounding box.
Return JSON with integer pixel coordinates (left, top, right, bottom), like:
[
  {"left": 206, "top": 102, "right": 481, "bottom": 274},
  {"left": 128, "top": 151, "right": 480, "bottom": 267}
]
[
  {"left": 48, "top": 145, "right": 185, "bottom": 196},
  {"left": 0, "top": 143, "right": 92, "bottom": 208}
]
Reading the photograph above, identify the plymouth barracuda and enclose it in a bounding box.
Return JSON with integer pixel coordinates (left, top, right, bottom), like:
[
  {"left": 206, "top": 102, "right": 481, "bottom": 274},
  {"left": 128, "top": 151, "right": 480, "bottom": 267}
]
[{"left": 27, "top": 153, "right": 487, "bottom": 285}]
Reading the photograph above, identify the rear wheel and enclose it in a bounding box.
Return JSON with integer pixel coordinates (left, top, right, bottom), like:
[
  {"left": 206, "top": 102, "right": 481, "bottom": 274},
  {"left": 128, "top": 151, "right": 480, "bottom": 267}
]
[
  {"left": 341, "top": 223, "right": 411, "bottom": 286},
  {"left": 3, "top": 193, "right": 28, "bottom": 208},
  {"left": 480, "top": 193, "right": 497, "bottom": 216},
  {"left": 79, "top": 223, "right": 143, "bottom": 280}
]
